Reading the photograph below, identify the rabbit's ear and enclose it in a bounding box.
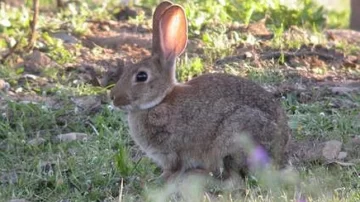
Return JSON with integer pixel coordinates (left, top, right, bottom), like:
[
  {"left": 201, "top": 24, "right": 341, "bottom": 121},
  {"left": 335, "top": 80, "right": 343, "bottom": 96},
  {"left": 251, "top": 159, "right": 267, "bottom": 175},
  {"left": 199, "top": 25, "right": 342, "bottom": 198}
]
[
  {"left": 158, "top": 5, "right": 187, "bottom": 62},
  {"left": 152, "top": 1, "right": 173, "bottom": 55}
]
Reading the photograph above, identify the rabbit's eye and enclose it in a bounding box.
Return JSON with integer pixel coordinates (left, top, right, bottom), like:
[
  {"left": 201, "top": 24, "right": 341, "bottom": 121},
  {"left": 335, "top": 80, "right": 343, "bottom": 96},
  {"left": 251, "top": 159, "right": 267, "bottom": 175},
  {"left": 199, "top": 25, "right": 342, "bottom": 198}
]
[{"left": 136, "top": 71, "right": 148, "bottom": 82}]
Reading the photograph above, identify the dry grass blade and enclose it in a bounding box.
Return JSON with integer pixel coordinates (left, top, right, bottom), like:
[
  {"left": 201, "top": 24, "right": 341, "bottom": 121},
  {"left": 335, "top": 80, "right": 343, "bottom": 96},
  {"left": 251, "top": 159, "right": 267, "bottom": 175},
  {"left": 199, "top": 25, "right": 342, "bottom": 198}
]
[{"left": 118, "top": 178, "right": 124, "bottom": 202}]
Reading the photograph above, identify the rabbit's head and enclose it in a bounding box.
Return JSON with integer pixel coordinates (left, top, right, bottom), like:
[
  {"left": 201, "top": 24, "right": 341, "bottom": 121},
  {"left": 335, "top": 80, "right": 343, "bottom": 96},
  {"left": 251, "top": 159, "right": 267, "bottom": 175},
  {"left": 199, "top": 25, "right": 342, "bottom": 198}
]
[{"left": 110, "top": 1, "right": 187, "bottom": 111}]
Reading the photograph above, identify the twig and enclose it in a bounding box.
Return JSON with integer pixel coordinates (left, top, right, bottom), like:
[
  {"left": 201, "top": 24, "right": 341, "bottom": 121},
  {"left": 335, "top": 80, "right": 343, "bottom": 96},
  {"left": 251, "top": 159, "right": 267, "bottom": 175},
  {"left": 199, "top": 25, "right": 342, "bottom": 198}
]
[{"left": 27, "top": 0, "right": 39, "bottom": 50}]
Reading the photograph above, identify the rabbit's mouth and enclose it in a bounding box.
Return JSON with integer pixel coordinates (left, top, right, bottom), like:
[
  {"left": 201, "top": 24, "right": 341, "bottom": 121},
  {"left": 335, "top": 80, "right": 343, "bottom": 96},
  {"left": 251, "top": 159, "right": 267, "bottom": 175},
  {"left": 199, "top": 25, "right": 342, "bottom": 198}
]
[{"left": 110, "top": 100, "right": 133, "bottom": 112}]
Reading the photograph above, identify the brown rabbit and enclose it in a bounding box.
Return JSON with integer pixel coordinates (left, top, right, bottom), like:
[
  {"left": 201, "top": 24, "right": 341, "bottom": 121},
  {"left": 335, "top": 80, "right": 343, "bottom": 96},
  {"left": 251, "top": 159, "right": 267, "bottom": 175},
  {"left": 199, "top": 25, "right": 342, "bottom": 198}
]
[{"left": 110, "top": 1, "right": 290, "bottom": 182}]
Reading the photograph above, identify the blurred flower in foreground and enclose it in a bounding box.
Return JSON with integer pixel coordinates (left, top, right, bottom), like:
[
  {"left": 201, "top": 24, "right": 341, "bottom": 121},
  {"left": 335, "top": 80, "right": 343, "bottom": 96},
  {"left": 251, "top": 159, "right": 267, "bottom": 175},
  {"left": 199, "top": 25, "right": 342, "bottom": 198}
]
[
  {"left": 297, "top": 197, "right": 307, "bottom": 202},
  {"left": 247, "top": 145, "right": 270, "bottom": 170}
]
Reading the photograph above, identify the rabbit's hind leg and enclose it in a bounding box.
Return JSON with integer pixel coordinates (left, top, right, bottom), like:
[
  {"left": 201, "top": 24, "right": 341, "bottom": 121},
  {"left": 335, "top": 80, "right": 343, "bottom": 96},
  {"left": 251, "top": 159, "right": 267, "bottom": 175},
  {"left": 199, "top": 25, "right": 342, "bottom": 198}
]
[{"left": 217, "top": 106, "right": 278, "bottom": 178}]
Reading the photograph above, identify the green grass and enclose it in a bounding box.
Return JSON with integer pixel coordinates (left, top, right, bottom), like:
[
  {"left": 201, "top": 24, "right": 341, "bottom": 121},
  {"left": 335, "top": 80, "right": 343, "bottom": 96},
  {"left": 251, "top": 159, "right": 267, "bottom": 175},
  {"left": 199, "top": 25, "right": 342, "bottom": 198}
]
[
  {"left": 289, "top": 103, "right": 360, "bottom": 140},
  {"left": 0, "top": 0, "right": 359, "bottom": 201}
]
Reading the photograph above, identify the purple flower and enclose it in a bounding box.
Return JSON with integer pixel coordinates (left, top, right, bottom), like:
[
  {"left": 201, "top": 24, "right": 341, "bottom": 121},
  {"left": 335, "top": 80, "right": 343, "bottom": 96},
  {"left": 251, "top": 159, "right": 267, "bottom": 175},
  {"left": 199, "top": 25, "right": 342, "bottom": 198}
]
[
  {"left": 297, "top": 197, "right": 307, "bottom": 202},
  {"left": 247, "top": 145, "right": 270, "bottom": 170}
]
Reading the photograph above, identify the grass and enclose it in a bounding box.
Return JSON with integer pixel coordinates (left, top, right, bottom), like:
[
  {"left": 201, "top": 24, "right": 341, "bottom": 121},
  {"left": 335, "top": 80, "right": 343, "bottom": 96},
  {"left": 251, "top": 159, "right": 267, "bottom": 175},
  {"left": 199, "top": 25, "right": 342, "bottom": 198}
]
[
  {"left": 288, "top": 101, "right": 360, "bottom": 140},
  {"left": 0, "top": 0, "right": 360, "bottom": 201}
]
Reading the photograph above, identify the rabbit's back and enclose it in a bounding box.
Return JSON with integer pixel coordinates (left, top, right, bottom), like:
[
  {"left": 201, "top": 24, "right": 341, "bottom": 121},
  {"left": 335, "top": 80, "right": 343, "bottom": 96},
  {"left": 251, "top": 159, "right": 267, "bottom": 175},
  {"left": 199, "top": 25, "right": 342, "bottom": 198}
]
[{"left": 185, "top": 73, "right": 282, "bottom": 118}]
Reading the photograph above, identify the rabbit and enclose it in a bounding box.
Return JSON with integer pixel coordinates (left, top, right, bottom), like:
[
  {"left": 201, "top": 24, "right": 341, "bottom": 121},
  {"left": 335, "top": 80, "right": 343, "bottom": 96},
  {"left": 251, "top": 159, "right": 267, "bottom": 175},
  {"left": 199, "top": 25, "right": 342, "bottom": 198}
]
[{"left": 110, "top": 1, "right": 291, "bottom": 182}]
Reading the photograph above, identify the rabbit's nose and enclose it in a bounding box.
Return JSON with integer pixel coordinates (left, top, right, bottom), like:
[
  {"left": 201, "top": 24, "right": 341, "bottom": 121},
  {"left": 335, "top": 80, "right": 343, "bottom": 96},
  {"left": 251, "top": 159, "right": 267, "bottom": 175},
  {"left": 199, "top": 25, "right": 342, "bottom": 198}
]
[{"left": 110, "top": 90, "right": 130, "bottom": 107}]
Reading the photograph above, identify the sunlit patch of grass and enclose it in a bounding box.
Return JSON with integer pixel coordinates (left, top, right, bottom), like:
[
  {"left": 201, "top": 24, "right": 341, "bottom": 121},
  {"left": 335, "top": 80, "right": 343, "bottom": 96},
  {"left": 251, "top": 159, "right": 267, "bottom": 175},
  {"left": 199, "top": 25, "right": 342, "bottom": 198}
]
[
  {"left": 271, "top": 26, "right": 327, "bottom": 50},
  {"left": 41, "top": 66, "right": 60, "bottom": 81},
  {"left": 295, "top": 165, "right": 360, "bottom": 200},
  {"left": 183, "top": 0, "right": 231, "bottom": 36},
  {"left": 0, "top": 0, "right": 115, "bottom": 61},
  {"left": 221, "top": 62, "right": 285, "bottom": 85},
  {"left": 327, "top": 10, "right": 350, "bottom": 29},
  {"left": 57, "top": 83, "right": 107, "bottom": 96},
  {"left": 286, "top": 95, "right": 360, "bottom": 141},
  {"left": 246, "top": 67, "right": 285, "bottom": 85},
  {"left": 128, "top": 10, "right": 150, "bottom": 27},
  {"left": 177, "top": 55, "right": 205, "bottom": 82},
  {"left": 179, "top": 0, "right": 332, "bottom": 34},
  {"left": 0, "top": 4, "right": 30, "bottom": 34},
  {"left": 201, "top": 28, "right": 240, "bottom": 63},
  {"left": 42, "top": 33, "right": 80, "bottom": 65},
  {"left": 0, "top": 64, "right": 20, "bottom": 79},
  {"left": 334, "top": 41, "right": 360, "bottom": 56},
  {"left": 1, "top": 100, "right": 80, "bottom": 136}
]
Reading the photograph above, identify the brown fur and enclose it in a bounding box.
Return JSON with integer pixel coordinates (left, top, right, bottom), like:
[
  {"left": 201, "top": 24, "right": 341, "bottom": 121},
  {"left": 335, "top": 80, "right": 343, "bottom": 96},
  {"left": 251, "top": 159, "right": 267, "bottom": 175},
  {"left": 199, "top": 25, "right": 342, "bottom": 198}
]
[{"left": 110, "top": 1, "right": 291, "bottom": 182}]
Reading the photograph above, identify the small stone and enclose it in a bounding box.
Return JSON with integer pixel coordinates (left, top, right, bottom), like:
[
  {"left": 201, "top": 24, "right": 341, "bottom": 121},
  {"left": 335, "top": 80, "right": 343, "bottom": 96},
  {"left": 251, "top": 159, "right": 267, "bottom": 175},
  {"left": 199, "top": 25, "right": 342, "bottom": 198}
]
[
  {"left": 28, "top": 137, "right": 46, "bottom": 146},
  {"left": 100, "top": 24, "right": 110, "bottom": 31},
  {"left": 22, "top": 74, "right": 39, "bottom": 80},
  {"left": 244, "top": 51, "right": 253, "bottom": 58},
  {"left": 51, "top": 32, "right": 78, "bottom": 44},
  {"left": 0, "top": 79, "right": 10, "bottom": 92},
  {"left": 15, "top": 87, "right": 23, "bottom": 93},
  {"left": 322, "top": 140, "right": 342, "bottom": 160},
  {"left": 346, "top": 55, "right": 358, "bottom": 63},
  {"left": 337, "top": 152, "right": 347, "bottom": 160},
  {"left": 55, "top": 133, "right": 88, "bottom": 143}
]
